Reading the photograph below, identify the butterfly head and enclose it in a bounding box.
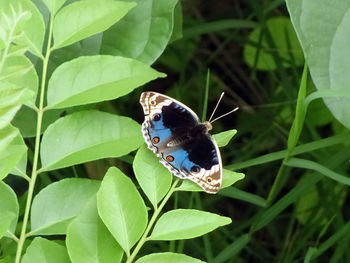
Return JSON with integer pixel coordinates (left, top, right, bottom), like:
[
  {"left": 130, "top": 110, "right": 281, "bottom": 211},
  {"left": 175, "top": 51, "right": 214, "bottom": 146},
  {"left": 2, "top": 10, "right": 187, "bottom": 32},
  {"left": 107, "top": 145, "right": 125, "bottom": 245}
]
[{"left": 203, "top": 121, "right": 212, "bottom": 131}]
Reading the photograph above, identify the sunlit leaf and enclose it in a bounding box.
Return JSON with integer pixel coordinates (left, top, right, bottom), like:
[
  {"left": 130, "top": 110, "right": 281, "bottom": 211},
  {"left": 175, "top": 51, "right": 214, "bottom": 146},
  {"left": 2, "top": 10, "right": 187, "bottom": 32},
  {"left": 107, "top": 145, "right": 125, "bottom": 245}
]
[
  {"left": 149, "top": 209, "right": 231, "bottom": 240},
  {"left": 101, "top": 0, "right": 179, "bottom": 65},
  {"left": 97, "top": 167, "right": 147, "bottom": 253},
  {"left": 22, "top": 237, "right": 70, "bottom": 263},
  {"left": 136, "top": 252, "right": 205, "bottom": 263},
  {"left": 133, "top": 145, "right": 172, "bottom": 207},
  {"left": 66, "top": 196, "right": 123, "bottom": 263},
  {"left": 46, "top": 55, "right": 165, "bottom": 109},
  {"left": 40, "top": 110, "right": 143, "bottom": 171},
  {"left": 53, "top": 0, "right": 136, "bottom": 49},
  {"left": 30, "top": 178, "right": 100, "bottom": 235},
  {"left": 0, "top": 182, "right": 19, "bottom": 238},
  {"left": 213, "top": 129, "right": 237, "bottom": 147}
]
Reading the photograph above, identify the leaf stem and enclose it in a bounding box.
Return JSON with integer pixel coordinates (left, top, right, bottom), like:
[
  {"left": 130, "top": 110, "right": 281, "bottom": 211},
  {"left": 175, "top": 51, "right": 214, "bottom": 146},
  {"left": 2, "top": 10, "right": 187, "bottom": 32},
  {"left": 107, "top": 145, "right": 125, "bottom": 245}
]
[
  {"left": 126, "top": 179, "right": 179, "bottom": 263},
  {"left": 14, "top": 15, "right": 54, "bottom": 263}
]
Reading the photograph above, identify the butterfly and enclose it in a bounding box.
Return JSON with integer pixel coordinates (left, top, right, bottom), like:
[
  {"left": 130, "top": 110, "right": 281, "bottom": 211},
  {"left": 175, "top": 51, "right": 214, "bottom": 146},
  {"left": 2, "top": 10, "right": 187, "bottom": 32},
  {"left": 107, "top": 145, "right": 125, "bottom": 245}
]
[{"left": 140, "top": 91, "right": 222, "bottom": 194}]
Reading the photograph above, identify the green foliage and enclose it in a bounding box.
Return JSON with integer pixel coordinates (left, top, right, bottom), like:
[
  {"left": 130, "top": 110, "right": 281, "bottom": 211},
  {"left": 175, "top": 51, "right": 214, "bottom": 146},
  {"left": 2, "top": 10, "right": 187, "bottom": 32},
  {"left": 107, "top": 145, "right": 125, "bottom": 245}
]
[
  {"left": 213, "top": 129, "right": 237, "bottom": 147},
  {"left": 0, "top": 182, "right": 18, "bottom": 238},
  {"left": 287, "top": 0, "right": 350, "bottom": 129},
  {"left": 133, "top": 145, "right": 172, "bottom": 207},
  {"left": 40, "top": 110, "right": 143, "bottom": 171},
  {"left": 97, "top": 167, "right": 148, "bottom": 254},
  {"left": 149, "top": 209, "right": 231, "bottom": 241},
  {"left": 244, "top": 16, "right": 304, "bottom": 70},
  {"left": 22, "top": 237, "right": 70, "bottom": 263},
  {"left": 66, "top": 196, "right": 123, "bottom": 263},
  {"left": 1, "top": 0, "right": 350, "bottom": 262},
  {"left": 30, "top": 178, "right": 100, "bottom": 235},
  {"left": 47, "top": 55, "right": 165, "bottom": 109},
  {"left": 100, "top": 0, "right": 180, "bottom": 65},
  {"left": 135, "top": 252, "right": 205, "bottom": 263},
  {"left": 52, "top": 1, "right": 136, "bottom": 50}
]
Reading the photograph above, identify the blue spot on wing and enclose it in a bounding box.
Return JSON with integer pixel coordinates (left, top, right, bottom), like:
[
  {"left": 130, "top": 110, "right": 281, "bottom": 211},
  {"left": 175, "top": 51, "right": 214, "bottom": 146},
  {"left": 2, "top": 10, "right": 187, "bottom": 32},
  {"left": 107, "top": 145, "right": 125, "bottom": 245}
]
[
  {"left": 169, "top": 148, "right": 196, "bottom": 173},
  {"left": 147, "top": 114, "right": 172, "bottom": 143}
]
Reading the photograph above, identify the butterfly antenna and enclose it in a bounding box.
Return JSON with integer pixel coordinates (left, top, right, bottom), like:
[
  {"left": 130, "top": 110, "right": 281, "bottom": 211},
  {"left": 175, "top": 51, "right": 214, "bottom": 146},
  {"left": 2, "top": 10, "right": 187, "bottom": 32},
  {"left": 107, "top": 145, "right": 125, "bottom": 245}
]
[
  {"left": 210, "top": 107, "right": 239, "bottom": 124},
  {"left": 208, "top": 92, "right": 225, "bottom": 122}
]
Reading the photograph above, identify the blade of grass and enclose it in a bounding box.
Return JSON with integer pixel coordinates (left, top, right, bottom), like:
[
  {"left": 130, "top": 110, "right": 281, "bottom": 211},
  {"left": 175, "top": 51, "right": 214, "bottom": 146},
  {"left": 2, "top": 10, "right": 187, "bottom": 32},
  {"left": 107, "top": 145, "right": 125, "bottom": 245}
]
[
  {"left": 304, "top": 247, "right": 317, "bottom": 263},
  {"left": 311, "top": 221, "right": 350, "bottom": 260},
  {"left": 250, "top": 148, "right": 350, "bottom": 233},
  {"left": 201, "top": 69, "right": 210, "bottom": 122},
  {"left": 226, "top": 133, "right": 350, "bottom": 170},
  {"left": 250, "top": 173, "right": 320, "bottom": 233},
  {"left": 267, "top": 64, "right": 308, "bottom": 203},
  {"left": 286, "top": 157, "right": 350, "bottom": 185},
  {"left": 183, "top": 19, "right": 257, "bottom": 38},
  {"left": 213, "top": 234, "right": 250, "bottom": 263},
  {"left": 219, "top": 187, "right": 267, "bottom": 207}
]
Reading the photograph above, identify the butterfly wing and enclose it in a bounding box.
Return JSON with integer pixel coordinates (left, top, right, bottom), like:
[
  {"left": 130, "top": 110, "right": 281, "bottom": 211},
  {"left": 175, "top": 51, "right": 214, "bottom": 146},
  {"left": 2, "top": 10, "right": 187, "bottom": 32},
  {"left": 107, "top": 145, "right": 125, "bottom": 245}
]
[
  {"left": 140, "top": 91, "right": 199, "bottom": 156},
  {"left": 140, "top": 91, "right": 222, "bottom": 194},
  {"left": 163, "top": 135, "right": 222, "bottom": 194}
]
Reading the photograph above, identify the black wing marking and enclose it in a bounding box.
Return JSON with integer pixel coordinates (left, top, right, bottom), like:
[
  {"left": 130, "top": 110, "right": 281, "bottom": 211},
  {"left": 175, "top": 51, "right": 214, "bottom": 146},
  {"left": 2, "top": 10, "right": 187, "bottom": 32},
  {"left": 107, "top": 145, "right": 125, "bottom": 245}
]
[
  {"left": 161, "top": 102, "right": 199, "bottom": 132},
  {"left": 183, "top": 135, "right": 219, "bottom": 170}
]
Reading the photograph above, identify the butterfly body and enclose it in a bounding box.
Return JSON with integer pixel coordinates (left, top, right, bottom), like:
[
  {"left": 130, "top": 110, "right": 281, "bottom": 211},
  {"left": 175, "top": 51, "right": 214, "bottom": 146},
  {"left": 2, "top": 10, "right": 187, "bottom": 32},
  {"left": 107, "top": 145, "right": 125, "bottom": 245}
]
[{"left": 140, "top": 92, "right": 222, "bottom": 194}]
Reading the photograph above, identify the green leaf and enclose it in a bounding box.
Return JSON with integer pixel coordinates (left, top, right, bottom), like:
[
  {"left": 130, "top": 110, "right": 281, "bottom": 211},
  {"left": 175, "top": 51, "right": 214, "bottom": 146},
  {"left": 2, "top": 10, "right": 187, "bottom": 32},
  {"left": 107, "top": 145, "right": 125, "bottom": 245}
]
[
  {"left": 133, "top": 145, "right": 172, "bottom": 207},
  {"left": 0, "top": 212, "right": 16, "bottom": 240},
  {"left": 213, "top": 129, "right": 237, "bottom": 147},
  {"left": 287, "top": 0, "right": 350, "bottom": 129},
  {"left": 12, "top": 106, "right": 62, "bottom": 138},
  {"left": 169, "top": 1, "right": 183, "bottom": 43},
  {"left": 22, "top": 237, "right": 70, "bottom": 263},
  {"left": 40, "top": 110, "right": 143, "bottom": 171},
  {"left": 0, "top": 130, "right": 27, "bottom": 180},
  {"left": 97, "top": 167, "right": 148, "bottom": 253},
  {"left": 0, "top": 182, "right": 19, "bottom": 238},
  {"left": 101, "top": 0, "right": 179, "bottom": 65},
  {"left": 30, "top": 178, "right": 100, "bottom": 235},
  {"left": 0, "top": 0, "right": 45, "bottom": 57},
  {"left": 0, "top": 125, "right": 18, "bottom": 152},
  {"left": 176, "top": 169, "right": 244, "bottom": 192},
  {"left": 41, "top": 0, "right": 67, "bottom": 15},
  {"left": 243, "top": 16, "right": 303, "bottom": 71},
  {"left": 66, "top": 196, "right": 123, "bottom": 263},
  {"left": 135, "top": 252, "right": 205, "bottom": 263},
  {"left": 46, "top": 55, "right": 165, "bottom": 109},
  {"left": 1, "top": 55, "right": 38, "bottom": 108},
  {"left": 0, "top": 83, "right": 34, "bottom": 128},
  {"left": 305, "top": 99, "right": 333, "bottom": 127},
  {"left": 149, "top": 209, "right": 231, "bottom": 240},
  {"left": 0, "top": 124, "right": 27, "bottom": 180},
  {"left": 294, "top": 185, "right": 324, "bottom": 225},
  {"left": 53, "top": 0, "right": 136, "bottom": 49},
  {"left": 11, "top": 149, "right": 27, "bottom": 178}
]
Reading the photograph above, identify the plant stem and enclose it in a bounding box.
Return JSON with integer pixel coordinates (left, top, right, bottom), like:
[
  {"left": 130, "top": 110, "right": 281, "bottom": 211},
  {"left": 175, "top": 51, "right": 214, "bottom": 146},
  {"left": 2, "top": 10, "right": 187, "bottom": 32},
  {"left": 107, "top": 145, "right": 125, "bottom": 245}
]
[
  {"left": 126, "top": 179, "right": 179, "bottom": 263},
  {"left": 14, "top": 15, "right": 54, "bottom": 263}
]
